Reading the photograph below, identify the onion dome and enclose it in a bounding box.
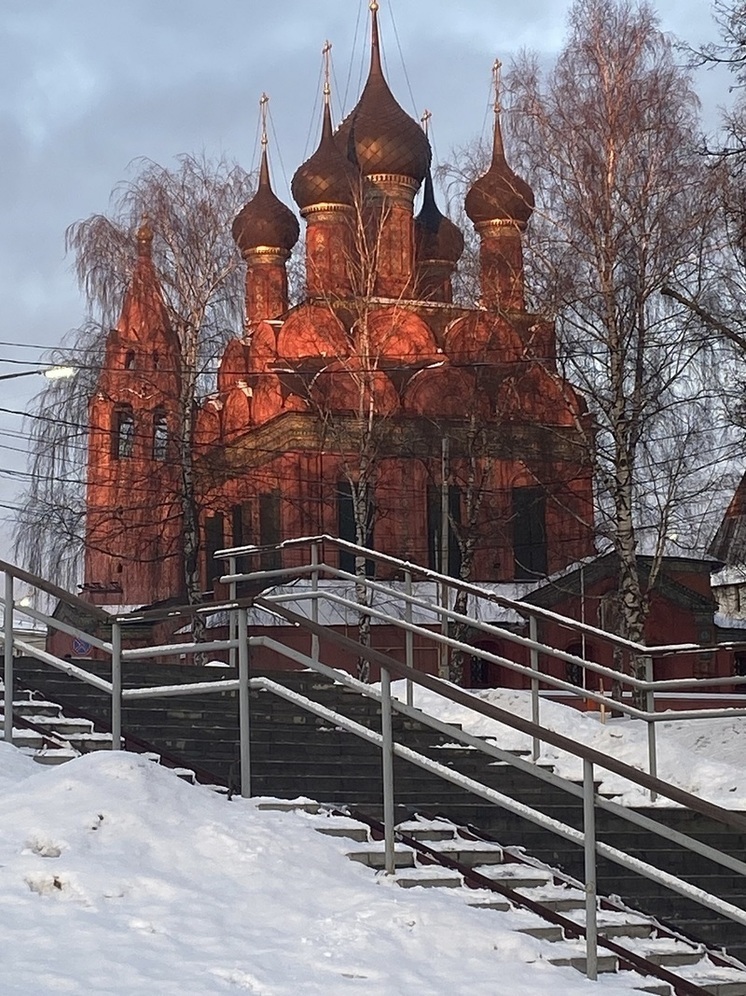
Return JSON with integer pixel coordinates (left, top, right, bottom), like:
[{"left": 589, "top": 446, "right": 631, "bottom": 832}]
[
  {"left": 233, "top": 144, "right": 300, "bottom": 255},
  {"left": 415, "top": 170, "right": 464, "bottom": 265},
  {"left": 465, "top": 62, "right": 534, "bottom": 227},
  {"left": 335, "top": 3, "right": 431, "bottom": 184},
  {"left": 292, "top": 98, "right": 359, "bottom": 211}
]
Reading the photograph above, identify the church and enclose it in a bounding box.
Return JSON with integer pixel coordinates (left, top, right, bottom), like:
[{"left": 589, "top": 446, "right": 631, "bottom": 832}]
[{"left": 81, "top": 2, "right": 595, "bottom": 614}]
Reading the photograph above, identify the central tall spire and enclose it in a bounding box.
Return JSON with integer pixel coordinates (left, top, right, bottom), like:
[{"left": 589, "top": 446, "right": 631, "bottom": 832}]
[{"left": 334, "top": 0, "right": 430, "bottom": 183}]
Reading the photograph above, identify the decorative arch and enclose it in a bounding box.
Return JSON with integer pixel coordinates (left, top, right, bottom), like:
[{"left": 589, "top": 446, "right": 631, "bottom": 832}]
[
  {"left": 402, "top": 365, "right": 491, "bottom": 419},
  {"left": 218, "top": 338, "right": 251, "bottom": 395},
  {"left": 310, "top": 360, "right": 399, "bottom": 416},
  {"left": 276, "top": 304, "right": 349, "bottom": 362},
  {"left": 363, "top": 307, "right": 439, "bottom": 362},
  {"left": 443, "top": 313, "right": 523, "bottom": 365}
]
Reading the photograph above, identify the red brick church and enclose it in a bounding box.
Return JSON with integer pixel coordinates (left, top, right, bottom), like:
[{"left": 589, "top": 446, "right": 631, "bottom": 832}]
[{"left": 82, "top": 3, "right": 595, "bottom": 612}]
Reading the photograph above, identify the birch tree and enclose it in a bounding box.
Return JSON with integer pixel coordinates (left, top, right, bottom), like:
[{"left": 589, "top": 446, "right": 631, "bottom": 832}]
[
  {"left": 503, "top": 0, "right": 723, "bottom": 647},
  {"left": 16, "top": 155, "right": 254, "bottom": 623}
]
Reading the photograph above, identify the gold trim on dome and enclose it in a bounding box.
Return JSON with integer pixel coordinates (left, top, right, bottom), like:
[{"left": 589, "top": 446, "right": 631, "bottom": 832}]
[
  {"left": 245, "top": 245, "right": 291, "bottom": 263},
  {"left": 301, "top": 203, "right": 356, "bottom": 219},
  {"left": 367, "top": 173, "right": 420, "bottom": 191},
  {"left": 476, "top": 218, "right": 526, "bottom": 235}
]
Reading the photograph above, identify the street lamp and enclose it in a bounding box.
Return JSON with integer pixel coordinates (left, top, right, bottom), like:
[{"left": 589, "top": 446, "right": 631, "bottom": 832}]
[{"left": 0, "top": 365, "right": 76, "bottom": 383}]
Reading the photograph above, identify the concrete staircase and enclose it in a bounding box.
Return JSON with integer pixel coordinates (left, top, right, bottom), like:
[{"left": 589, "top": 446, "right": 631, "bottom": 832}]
[
  {"left": 8, "top": 658, "right": 746, "bottom": 965},
  {"left": 261, "top": 801, "right": 746, "bottom": 996}
]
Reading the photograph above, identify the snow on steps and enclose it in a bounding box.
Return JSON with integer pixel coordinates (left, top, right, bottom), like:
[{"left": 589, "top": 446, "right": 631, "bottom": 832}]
[
  {"left": 0, "top": 683, "right": 216, "bottom": 788},
  {"left": 255, "top": 800, "right": 746, "bottom": 996}
]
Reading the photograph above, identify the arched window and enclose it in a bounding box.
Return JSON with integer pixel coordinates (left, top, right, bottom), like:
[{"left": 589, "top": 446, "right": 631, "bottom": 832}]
[
  {"left": 152, "top": 408, "right": 168, "bottom": 461},
  {"left": 124, "top": 350, "right": 136, "bottom": 370},
  {"left": 112, "top": 407, "right": 134, "bottom": 459}
]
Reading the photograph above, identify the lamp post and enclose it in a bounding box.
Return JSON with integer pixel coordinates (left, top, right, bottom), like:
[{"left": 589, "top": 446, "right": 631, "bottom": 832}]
[{"left": 0, "top": 365, "right": 76, "bottom": 383}]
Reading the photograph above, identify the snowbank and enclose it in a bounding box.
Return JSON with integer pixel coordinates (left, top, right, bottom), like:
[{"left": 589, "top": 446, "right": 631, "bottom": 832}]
[{"left": 0, "top": 750, "right": 642, "bottom": 994}]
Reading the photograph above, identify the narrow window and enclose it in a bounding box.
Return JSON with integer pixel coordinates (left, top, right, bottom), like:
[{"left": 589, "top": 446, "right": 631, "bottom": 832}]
[
  {"left": 512, "top": 486, "right": 547, "bottom": 579},
  {"left": 427, "top": 485, "right": 462, "bottom": 577},
  {"left": 153, "top": 351, "right": 160, "bottom": 371},
  {"left": 152, "top": 409, "right": 168, "bottom": 461},
  {"left": 124, "top": 350, "right": 135, "bottom": 370},
  {"left": 337, "top": 481, "right": 374, "bottom": 576},
  {"left": 203, "top": 512, "right": 225, "bottom": 587},
  {"left": 259, "top": 491, "right": 282, "bottom": 570},
  {"left": 112, "top": 407, "right": 134, "bottom": 460},
  {"left": 735, "top": 653, "right": 746, "bottom": 694},
  {"left": 232, "top": 502, "right": 255, "bottom": 592}
]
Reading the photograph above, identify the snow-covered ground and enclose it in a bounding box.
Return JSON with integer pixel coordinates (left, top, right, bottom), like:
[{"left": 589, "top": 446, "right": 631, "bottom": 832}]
[
  {"left": 0, "top": 747, "right": 647, "bottom": 995},
  {"left": 392, "top": 681, "right": 746, "bottom": 808}
]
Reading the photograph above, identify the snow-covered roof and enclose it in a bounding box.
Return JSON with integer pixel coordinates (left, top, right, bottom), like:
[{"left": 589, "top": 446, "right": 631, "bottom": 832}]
[{"left": 197, "top": 579, "right": 535, "bottom": 632}]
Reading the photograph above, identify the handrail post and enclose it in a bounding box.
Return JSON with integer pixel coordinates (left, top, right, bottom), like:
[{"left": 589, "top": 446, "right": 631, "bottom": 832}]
[
  {"left": 311, "top": 540, "right": 320, "bottom": 664},
  {"left": 642, "top": 654, "right": 657, "bottom": 801},
  {"left": 3, "top": 572, "right": 13, "bottom": 743},
  {"left": 438, "top": 578, "right": 449, "bottom": 679},
  {"left": 111, "top": 621, "right": 122, "bottom": 750},
  {"left": 229, "top": 555, "right": 237, "bottom": 670},
  {"left": 405, "top": 569, "right": 414, "bottom": 707},
  {"left": 238, "top": 607, "right": 251, "bottom": 798},
  {"left": 583, "top": 758, "right": 598, "bottom": 981},
  {"left": 380, "top": 665, "right": 396, "bottom": 875},
  {"left": 529, "top": 614, "right": 540, "bottom": 762}
]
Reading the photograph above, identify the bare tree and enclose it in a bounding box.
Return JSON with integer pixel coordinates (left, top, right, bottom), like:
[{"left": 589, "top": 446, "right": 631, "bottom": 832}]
[
  {"left": 16, "top": 154, "right": 255, "bottom": 627},
  {"left": 502, "top": 0, "right": 725, "bottom": 653}
]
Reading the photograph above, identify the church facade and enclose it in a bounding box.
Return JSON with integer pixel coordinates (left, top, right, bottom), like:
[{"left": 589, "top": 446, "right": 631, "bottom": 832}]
[{"left": 82, "top": 5, "right": 595, "bottom": 613}]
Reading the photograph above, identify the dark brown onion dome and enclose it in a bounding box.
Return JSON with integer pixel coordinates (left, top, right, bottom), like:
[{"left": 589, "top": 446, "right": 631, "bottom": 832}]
[
  {"left": 415, "top": 170, "right": 464, "bottom": 264},
  {"left": 465, "top": 108, "right": 534, "bottom": 227},
  {"left": 233, "top": 146, "right": 300, "bottom": 254},
  {"left": 292, "top": 102, "right": 360, "bottom": 211},
  {"left": 335, "top": 5, "right": 431, "bottom": 184}
]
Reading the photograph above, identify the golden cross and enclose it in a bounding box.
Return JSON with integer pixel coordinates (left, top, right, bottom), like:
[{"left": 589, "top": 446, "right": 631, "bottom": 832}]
[
  {"left": 493, "top": 59, "right": 503, "bottom": 113},
  {"left": 322, "top": 40, "right": 332, "bottom": 100},
  {"left": 259, "top": 92, "right": 269, "bottom": 148}
]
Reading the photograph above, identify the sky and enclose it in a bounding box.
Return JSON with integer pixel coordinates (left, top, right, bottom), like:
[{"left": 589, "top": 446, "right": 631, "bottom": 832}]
[{"left": 0, "top": 0, "right": 732, "bottom": 565}]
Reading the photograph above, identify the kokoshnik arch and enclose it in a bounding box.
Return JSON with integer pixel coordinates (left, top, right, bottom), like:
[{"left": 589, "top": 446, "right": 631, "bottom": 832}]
[{"left": 83, "top": 3, "right": 595, "bottom": 609}]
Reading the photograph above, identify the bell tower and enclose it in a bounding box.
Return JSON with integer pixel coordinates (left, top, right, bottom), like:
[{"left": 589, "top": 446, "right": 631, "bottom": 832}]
[{"left": 83, "top": 221, "right": 185, "bottom": 606}]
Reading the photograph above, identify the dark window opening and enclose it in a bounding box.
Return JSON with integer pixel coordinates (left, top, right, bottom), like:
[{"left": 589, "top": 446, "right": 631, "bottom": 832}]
[
  {"left": 112, "top": 407, "right": 135, "bottom": 460},
  {"left": 337, "top": 481, "right": 374, "bottom": 576},
  {"left": 232, "top": 502, "right": 255, "bottom": 592},
  {"left": 152, "top": 409, "right": 168, "bottom": 461},
  {"left": 124, "top": 350, "right": 136, "bottom": 370},
  {"left": 565, "top": 642, "right": 586, "bottom": 690},
  {"left": 735, "top": 653, "right": 746, "bottom": 693},
  {"left": 204, "top": 513, "right": 225, "bottom": 587},
  {"left": 153, "top": 351, "right": 160, "bottom": 370},
  {"left": 427, "top": 485, "right": 462, "bottom": 578},
  {"left": 512, "top": 486, "right": 547, "bottom": 579},
  {"left": 259, "top": 491, "right": 282, "bottom": 570}
]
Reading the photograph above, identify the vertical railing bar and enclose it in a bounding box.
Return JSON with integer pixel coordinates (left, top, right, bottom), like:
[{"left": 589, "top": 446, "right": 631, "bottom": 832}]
[
  {"left": 380, "top": 665, "right": 396, "bottom": 876},
  {"left": 111, "top": 621, "right": 122, "bottom": 751},
  {"left": 529, "top": 614, "right": 540, "bottom": 762},
  {"left": 583, "top": 758, "right": 598, "bottom": 981},
  {"left": 311, "top": 540, "right": 320, "bottom": 664},
  {"left": 228, "top": 555, "right": 237, "bottom": 670},
  {"left": 238, "top": 606, "right": 251, "bottom": 798},
  {"left": 405, "top": 569, "right": 414, "bottom": 707},
  {"left": 644, "top": 655, "right": 658, "bottom": 802},
  {"left": 3, "top": 573, "right": 13, "bottom": 743}
]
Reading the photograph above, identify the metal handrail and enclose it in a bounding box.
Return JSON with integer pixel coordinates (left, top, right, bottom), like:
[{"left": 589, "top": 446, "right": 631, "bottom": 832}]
[{"left": 216, "top": 534, "right": 743, "bottom": 657}]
